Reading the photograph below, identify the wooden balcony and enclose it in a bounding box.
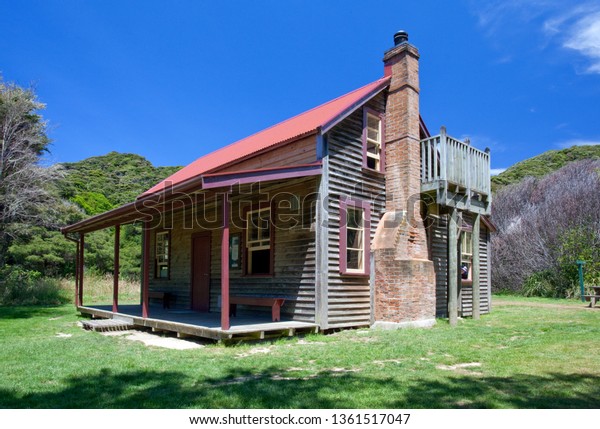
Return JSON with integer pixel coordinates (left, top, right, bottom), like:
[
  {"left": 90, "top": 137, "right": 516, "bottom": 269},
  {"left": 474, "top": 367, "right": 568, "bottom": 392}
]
[{"left": 421, "top": 127, "right": 491, "bottom": 214}]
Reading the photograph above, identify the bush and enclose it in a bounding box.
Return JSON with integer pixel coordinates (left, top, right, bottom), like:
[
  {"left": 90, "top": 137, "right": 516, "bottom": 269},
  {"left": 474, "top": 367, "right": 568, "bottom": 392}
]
[
  {"left": 492, "top": 159, "right": 600, "bottom": 297},
  {"left": 522, "top": 271, "right": 558, "bottom": 298},
  {"left": 0, "top": 266, "right": 70, "bottom": 306}
]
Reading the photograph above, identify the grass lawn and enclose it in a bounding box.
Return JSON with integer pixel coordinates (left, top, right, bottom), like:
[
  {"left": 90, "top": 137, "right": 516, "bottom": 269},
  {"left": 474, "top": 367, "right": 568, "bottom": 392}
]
[{"left": 1, "top": 296, "right": 599, "bottom": 409}]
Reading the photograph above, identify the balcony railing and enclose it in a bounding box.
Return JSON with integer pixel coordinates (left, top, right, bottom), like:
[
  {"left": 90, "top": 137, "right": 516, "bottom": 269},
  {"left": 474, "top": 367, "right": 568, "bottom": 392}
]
[{"left": 421, "top": 127, "right": 491, "bottom": 212}]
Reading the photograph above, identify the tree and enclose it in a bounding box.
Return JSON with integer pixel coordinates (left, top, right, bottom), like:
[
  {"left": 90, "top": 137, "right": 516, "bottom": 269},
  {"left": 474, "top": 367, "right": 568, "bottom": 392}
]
[{"left": 0, "top": 78, "right": 62, "bottom": 264}]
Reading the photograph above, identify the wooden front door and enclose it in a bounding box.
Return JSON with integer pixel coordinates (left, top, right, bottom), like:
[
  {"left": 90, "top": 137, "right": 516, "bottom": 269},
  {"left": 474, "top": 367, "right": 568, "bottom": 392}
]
[{"left": 191, "top": 233, "right": 211, "bottom": 312}]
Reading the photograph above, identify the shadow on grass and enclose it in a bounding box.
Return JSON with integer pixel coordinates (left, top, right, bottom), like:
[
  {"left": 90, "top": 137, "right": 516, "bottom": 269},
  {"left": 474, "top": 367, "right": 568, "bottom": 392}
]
[
  {"left": 1, "top": 367, "right": 600, "bottom": 409},
  {"left": 0, "top": 305, "right": 69, "bottom": 320}
]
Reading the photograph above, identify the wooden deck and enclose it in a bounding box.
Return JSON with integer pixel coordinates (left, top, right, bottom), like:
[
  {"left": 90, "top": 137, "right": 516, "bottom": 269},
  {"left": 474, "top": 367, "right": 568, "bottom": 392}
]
[
  {"left": 77, "top": 305, "right": 319, "bottom": 341},
  {"left": 421, "top": 129, "right": 491, "bottom": 215}
]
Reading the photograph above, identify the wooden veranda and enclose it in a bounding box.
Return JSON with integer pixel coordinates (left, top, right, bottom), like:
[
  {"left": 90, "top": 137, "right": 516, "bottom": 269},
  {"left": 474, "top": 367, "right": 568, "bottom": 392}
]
[{"left": 78, "top": 304, "right": 318, "bottom": 341}]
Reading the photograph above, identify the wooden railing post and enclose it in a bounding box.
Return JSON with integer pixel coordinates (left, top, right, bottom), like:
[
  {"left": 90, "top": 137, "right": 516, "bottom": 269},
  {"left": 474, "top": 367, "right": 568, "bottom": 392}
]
[
  {"left": 78, "top": 233, "right": 84, "bottom": 307},
  {"left": 448, "top": 208, "right": 458, "bottom": 326},
  {"left": 75, "top": 240, "right": 80, "bottom": 307},
  {"left": 221, "top": 192, "right": 231, "bottom": 331},
  {"left": 465, "top": 143, "right": 472, "bottom": 209},
  {"left": 440, "top": 126, "right": 447, "bottom": 183},
  {"left": 113, "top": 224, "right": 120, "bottom": 313},
  {"left": 142, "top": 222, "right": 150, "bottom": 318},
  {"left": 421, "top": 140, "right": 426, "bottom": 183},
  {"left": 473, "top": 214, "right": 481, "bottom": 320}
]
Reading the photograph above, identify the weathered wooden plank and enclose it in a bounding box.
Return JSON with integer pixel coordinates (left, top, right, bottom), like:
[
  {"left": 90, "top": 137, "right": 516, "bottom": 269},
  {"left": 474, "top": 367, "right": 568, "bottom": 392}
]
[
  {"left": 216, "top": 135, "right": 317, "bottom": 173},
  {"left": 316, "top": 135, "right": 329, "bottom": 328},
  {"left": 472, "top": 213, "right": 481, "bottom": 319},
  {"left": 448, "top": 208, "right": 458, "bottom": 326},
  {"left": 81, "top": 319, "right": 134, "bottom": 332}
]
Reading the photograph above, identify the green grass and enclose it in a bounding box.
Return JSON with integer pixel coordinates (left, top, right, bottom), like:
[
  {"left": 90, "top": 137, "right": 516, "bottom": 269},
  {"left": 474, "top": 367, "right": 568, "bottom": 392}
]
[
  {"left": 1, "top": 296, "right": 600, "bottom": 408},
  {"left": 492, "top": 294, "right": 585, "bottom": 306}
]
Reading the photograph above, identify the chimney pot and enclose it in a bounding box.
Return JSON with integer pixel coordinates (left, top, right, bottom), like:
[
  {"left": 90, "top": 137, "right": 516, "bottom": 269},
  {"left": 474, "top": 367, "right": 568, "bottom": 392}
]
[{"left": 394, "top": 30, "right": 409, "bottom": 45}]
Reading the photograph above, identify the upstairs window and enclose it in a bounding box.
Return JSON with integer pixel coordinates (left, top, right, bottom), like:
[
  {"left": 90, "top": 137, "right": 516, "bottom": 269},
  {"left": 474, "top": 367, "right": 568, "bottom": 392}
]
[
  {"left": 363, "top": 109, "right": 384, "bottom": 172},
  {"left": 340, "top": 198, "right": 371, "bottom": 275},
  {"left": 460, "top": 231, "right": 473, "bottom": 280},
  {"left": 246, "top": 207, "right": 272, "bottom": 275},
  {"left": 155, "top": 231, "right": 170, "bottom": 279}
]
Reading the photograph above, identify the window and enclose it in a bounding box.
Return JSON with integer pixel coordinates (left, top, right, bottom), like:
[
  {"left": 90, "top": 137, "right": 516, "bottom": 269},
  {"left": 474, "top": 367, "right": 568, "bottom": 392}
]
[
  {"left": 340, "top": 198, "right": 371, "bottom": 275},
  {"left": 155, "top": 231, "right": 170, "bottom": 279},
  {"left": 246, "top": 207, "right": 272, "bottom": 275},
  {"left": 363, "top": 109, "right": 383, "bottom": 171},
  {"left": 346, "top": 207, "right": 365, "bottom": 271},
  {"left": 460, "top": 231, "right": 473, "bottom": 280}
]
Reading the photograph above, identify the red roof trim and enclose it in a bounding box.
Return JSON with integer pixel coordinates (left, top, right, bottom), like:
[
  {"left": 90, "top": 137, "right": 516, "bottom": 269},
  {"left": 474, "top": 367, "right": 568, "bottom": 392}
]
[
  {"left": 201, "top": 163, "right": 322, "bottom": 189},
  {"left": 321, "top": 77, "right": 390, "bottom": 134},
  {"left": 201, "top": 162, "right": 322, "bottom": 179}
]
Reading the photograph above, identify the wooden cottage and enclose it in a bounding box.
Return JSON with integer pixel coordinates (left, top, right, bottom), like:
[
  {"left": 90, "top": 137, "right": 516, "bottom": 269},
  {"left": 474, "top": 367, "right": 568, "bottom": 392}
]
[{"left": 62, "top": 32, "right": 493, "bottom": 340}]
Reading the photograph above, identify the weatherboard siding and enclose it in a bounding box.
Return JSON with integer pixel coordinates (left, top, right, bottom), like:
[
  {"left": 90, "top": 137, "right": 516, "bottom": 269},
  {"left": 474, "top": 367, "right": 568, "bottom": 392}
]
[
  {"left": 430, "top": 210, "right": 491, "bottom": 318},
  {"left": 215, "top": 135, "right": 317, "bottom": 174},
  {"left": 460, "top": 213, "right": 491, "bottom": 317},
  {"left": 324, "top": 94, "right": 386, "bottom": 329},
  {"left": 431, "top": 213, "right": 449, "bottom": 317},
  {"left": 148, "top": 176, "right": 318, "bottom": 323}
]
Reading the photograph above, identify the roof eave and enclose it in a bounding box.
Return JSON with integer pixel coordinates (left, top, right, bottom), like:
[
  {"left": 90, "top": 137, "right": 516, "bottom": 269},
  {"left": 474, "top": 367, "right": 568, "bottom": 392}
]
[{"left": 320, "top": 77, "right": 391, "bottom": 134}]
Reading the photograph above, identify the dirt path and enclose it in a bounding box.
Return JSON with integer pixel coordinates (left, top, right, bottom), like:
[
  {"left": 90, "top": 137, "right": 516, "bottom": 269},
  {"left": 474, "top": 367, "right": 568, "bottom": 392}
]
[{"left": 493, "top": 299, "right": 597, "bottom": 310}]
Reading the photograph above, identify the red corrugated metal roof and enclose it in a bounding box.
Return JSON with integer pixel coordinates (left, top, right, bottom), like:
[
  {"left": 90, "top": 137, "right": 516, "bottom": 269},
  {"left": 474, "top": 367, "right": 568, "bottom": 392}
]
[{"left": 143, "top": 76, "right": 391, "bottom": 196}]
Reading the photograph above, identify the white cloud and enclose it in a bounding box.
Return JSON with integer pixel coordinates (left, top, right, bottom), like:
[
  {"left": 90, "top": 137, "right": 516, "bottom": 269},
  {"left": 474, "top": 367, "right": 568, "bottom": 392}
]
[
  {"left": 563, "top": 12, "right": 600, "bottom": 73},
  {"left": 473, "top": 0, "right": 556, "bottom": 30},
  {"left": 490, "top": 168, "right": 507, "bottom": 176},
  {"left": 556, "top": 139, "right": 600, "bottom": 149},
  {"left": 471, "top": 1, "right": 600, "bottom": 74}
]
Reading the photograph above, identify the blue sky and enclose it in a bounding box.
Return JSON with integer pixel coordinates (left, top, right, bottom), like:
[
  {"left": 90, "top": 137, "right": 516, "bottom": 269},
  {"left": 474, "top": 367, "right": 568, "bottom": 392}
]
[{"left": 1, "top": 0, "right": 599, "bottom": 174}]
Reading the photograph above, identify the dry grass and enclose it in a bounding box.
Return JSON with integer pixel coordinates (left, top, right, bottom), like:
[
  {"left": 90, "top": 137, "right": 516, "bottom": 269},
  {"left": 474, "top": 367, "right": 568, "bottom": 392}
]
[{"left": 60, "top": 273, "right": 140, "bottom": 305}]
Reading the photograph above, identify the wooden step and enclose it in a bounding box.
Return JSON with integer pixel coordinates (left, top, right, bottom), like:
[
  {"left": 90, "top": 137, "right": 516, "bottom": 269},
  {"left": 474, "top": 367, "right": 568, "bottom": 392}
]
[{"left": 81, "top": 318, "right": 134, "bottom": 332}]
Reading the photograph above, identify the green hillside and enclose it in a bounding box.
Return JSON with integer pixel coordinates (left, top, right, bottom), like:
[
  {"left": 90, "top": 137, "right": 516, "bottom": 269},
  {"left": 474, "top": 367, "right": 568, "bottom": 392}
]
[
  {"left": 4, "top": 153, "right": 182, "bottom": 282},
  {"left": 59, "top": 152, "right": 181, "bottom": 214},
  {"left": 492, "top": 145, "right": 600, "bottom": 190}
]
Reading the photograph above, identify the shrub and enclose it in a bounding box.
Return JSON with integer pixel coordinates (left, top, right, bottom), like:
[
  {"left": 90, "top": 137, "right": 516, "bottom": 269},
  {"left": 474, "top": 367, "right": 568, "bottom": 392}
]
[
  {"left": 522, "top": 271, "right": 558, "bottom": 298},
  {"left": 0, "top": 266, "right": 70, "bottom": 306}
]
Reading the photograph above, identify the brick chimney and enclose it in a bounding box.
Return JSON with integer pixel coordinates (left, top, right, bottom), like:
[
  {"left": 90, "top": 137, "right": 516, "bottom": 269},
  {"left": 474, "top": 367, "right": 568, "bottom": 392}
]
[{"left": 372, "top": 31, "right": 436, "bottom": 329}]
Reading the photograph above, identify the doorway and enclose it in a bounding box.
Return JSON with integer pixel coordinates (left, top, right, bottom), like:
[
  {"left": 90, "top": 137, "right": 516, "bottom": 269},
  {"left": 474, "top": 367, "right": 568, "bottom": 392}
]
[{"left": 191, "top": 233, "right": 211, "bottom": 311}]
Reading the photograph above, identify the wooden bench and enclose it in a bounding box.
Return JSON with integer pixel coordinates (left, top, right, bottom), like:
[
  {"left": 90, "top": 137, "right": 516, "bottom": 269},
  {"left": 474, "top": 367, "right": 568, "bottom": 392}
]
[
  {"left": 148, "top": 291, "right": 173, "bottom": 309},
  {"left": 229, "top": 296, "right": 286, "bottom": 321}
]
